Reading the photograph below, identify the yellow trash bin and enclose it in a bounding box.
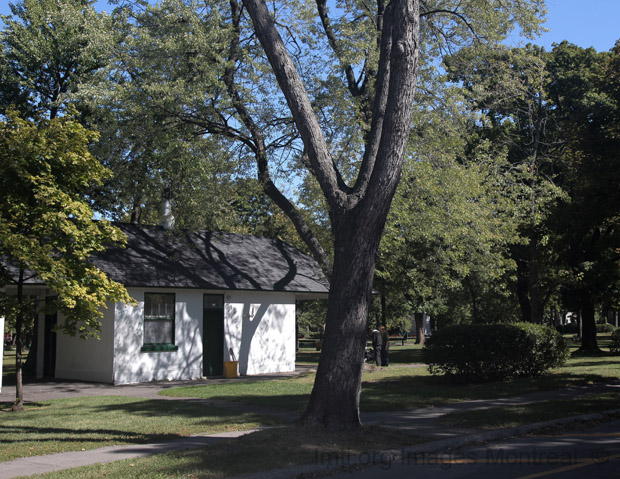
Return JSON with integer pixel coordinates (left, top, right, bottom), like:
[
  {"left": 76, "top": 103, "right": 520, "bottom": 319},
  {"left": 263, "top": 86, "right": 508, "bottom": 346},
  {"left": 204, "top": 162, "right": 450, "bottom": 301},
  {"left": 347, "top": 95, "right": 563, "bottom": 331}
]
[{"left": 224, "top": 361, "right": 238, "bottom": 379}]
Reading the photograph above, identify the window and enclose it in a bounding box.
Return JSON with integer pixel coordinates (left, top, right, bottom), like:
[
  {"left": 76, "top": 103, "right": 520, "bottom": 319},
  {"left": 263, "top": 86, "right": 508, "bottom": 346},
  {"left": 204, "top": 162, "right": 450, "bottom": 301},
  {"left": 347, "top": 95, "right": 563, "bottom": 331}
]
[{"left": 142, "top": 293, "right": 177, "bottom": 351}]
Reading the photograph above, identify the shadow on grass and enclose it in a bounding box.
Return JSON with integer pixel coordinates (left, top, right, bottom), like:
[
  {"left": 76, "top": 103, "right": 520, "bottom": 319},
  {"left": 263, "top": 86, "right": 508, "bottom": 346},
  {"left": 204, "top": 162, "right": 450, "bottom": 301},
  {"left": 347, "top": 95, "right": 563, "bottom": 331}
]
[
  {"left": 568, "top": 360, "right": 620, "bottom": 367},
  {"left": 0, "top": 423, "right": 169, "bottom": 446},
  {"left": 359, "top": 371, "right": 618, "bottom": 412},
  {"left": 0, "top": 397, "right": 279, "bottom": 462},
  {"left": 388, "top": 346, "right": 425, "bottom": 364},
  {"left": 93, "top": 397, "right": 302, "bottom": 419},
  {"left": 296, "top": 349, "right": 321, "bottom": 364},
  {"left": 297, "top": 344, "right": 426, "bottom": 366},
  {"left": 52, "top": 425, "right": 425, "bottom": 479},
  {"left": 0, "top": 401, "right": 48, "bottom": 411}
]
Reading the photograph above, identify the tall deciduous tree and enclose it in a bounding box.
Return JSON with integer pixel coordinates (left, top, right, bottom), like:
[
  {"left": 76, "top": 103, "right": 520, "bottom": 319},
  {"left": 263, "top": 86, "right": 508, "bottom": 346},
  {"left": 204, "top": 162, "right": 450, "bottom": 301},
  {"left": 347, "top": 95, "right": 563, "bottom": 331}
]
[
  {"left": 240, "top": 0, "right": 544, "bottom": 429},
  {"left": 0, "top": 0, "right": 114, "bottom": 120},
  {"left": 445, "top": 44, "right": 566, "bottom": 324},
  {"left": 0, "top": 111, "right": 134, "bottom": 411},
  {"left": 547, "top": 41, "right": 620, "bottom": 352},
  {"left": 378, "top": 149, "right": 524, "bottom": 330},
  {"left": 100, "top": 0, "right": 545, "bottom": 429}
]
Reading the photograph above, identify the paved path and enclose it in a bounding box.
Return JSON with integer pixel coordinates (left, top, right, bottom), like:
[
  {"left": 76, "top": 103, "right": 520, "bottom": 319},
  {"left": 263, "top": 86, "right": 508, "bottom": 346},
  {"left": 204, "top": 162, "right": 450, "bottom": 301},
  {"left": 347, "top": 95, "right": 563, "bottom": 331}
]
[
  {"left": 0, "top": 430, "right": 259, "bottom": 479},
  {"left": 0, "top": 364, "right": 317, "bottom": 403},
  {"left": 1, "top": 369, "right": 619, "bottom": 479},
  {"left": 361, "top": 380, "right": 620, "bottom": 439},
  {"left": 318, "top": 418, "right": 620, "bottom": 479}
]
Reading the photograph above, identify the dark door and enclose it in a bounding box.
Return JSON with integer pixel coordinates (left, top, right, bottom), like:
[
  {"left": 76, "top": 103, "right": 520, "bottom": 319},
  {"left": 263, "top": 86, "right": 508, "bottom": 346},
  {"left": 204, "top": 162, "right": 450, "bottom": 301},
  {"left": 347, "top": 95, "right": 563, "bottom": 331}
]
[
  {"left": 203, "top": 295, "right": 224, "bottom": 376},
  {"left": 43, "top": 300, "right": 57, "bottom": 378}
]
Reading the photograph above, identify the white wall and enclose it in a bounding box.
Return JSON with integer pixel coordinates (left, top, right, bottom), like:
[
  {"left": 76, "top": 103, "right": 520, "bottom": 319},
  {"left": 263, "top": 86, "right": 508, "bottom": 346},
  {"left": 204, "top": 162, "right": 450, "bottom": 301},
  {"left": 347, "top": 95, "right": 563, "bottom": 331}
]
[
  {"left": 224, "top": 291, "right": 296, "bottom": 376},
  {"left": 55, "top": 306, "right": 115, "bottom": 383},
  {"left": 113, "top": 288, "right": 203, "bottom": 385},
  {"left": 51, "top": 288, "right": 296, "bottom": 385}
]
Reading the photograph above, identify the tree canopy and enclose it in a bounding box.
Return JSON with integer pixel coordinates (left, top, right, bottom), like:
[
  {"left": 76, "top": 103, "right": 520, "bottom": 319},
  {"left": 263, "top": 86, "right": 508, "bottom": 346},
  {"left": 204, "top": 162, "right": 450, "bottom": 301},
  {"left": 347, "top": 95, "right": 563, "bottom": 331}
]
[{"left": 0, "top": 110, "right": 134, "bottom": 410}]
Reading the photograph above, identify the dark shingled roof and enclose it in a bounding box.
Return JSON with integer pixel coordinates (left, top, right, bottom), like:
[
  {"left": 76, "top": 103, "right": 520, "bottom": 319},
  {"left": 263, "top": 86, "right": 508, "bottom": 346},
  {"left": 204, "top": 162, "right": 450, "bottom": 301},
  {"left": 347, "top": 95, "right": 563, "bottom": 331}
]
[
  {"left": 89, "top": 223, "right": 329, "bottom": 294},
  {"left": 2, "top": 224, "right": 330, "bottom": 295}
]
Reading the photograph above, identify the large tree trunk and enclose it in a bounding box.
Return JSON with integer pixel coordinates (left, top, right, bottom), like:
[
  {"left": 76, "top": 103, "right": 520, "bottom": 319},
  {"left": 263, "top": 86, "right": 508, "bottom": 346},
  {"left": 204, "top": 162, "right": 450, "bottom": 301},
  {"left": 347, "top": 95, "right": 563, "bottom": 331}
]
[
  {"left": 516, "top": 258, "right": 532, "bottom": 323},
  {"left": 244, "top": 0, "right": 420, "bottom": 429},
  {"left": 300, "top": 214, "right": 380, "bottom": 429},
  {"left": 578, "top": 290, "right": 599, "bottom": 352},
  {"left": 516, "top": 238, "right": 545, "bottom": 323},
  {"left": 528, "top": 238, "right": 544, "bottom": 324}
]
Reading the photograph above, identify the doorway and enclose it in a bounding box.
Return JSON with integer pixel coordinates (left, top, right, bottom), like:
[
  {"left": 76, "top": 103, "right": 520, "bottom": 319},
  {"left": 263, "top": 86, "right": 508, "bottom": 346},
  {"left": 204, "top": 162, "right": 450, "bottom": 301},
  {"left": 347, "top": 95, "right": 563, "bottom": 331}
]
[{"left": 203, "top": 294, "right": 224, "bottom": 376}]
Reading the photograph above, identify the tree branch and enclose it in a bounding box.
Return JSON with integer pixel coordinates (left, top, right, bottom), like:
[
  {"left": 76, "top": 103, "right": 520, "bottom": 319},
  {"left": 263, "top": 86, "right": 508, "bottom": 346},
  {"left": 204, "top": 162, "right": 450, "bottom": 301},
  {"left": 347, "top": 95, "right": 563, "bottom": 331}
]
[
  {"left": 315, "top": 0, "right": 362, "bottom": 97},
  {"left": 224, "top": 0, "right": 332, "bottom": 275},
  {"left": 243, "top": 0, "right": 348, "bottom": 211},
  {"left": 351, "top": 1, "right": 394, "bottom": 202}
]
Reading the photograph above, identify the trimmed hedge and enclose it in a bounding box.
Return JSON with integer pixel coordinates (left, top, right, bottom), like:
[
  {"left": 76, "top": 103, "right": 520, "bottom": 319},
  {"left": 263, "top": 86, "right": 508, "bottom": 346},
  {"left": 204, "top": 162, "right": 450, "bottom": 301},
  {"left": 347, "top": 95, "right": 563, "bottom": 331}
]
[{"left": 423, "top": 322, "right": 569, "bottom": 383}]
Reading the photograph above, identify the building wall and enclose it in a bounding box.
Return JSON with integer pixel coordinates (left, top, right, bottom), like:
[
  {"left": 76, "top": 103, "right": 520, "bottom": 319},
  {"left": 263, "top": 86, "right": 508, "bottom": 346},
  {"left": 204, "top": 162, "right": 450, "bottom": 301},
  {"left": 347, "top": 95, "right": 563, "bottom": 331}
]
[
  {"left": 113, "top": 288, "right": 203, "bottom": 385},
  {"left": 224, "top": 291, "right": 296, "bottom": 376},
  {"left": 55, "top": 305, "right": 115, "bottom": 383},
  {"left": 51, "top": 287, "right": 297, "bottom": 385}
]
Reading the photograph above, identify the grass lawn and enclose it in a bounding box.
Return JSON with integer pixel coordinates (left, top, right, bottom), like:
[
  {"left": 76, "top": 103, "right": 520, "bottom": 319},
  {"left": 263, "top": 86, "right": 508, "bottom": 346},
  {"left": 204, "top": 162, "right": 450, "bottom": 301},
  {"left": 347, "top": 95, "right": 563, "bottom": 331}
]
[
  {"left": 2, "top": 336, "right": 619, "bottom": 478},
  {"left": 0, "top": 395, "right": 279, "bottom": 462},
  {"left": 161, "top": 339, "right": 620, "bottom": 413}
]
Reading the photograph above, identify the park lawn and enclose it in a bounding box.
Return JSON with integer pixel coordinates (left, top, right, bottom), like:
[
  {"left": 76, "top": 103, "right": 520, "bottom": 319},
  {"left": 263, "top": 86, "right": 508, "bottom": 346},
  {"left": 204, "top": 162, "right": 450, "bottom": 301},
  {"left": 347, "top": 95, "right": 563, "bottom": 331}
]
[
  {"left": 161, "top": 341, "right": 620, "bottom": 412},
  {"left": 23, "top": 425, "right": 424, "bottom": 479},
  {"left": 1, "top": 337, "right": 618, "bottom": 468},
  {"left": 0, "top": 395, "right": 279, "bottom": 462},
  {"left": 439, "top": 392, "right": 620, "bottom": 430}
]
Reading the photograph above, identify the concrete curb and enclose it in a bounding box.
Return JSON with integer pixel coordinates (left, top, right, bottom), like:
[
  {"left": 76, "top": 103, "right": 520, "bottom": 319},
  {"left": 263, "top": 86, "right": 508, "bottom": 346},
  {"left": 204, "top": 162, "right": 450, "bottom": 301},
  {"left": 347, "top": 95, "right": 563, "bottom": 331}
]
[{"left": 229, "top": 408, "right": 620, "bottom": 479}]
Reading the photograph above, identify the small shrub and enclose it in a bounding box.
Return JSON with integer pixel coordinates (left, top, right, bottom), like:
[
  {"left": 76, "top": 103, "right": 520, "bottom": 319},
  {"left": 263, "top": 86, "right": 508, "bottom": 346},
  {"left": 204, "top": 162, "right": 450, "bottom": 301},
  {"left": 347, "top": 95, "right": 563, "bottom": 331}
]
[
  {"left": 610, "top": 329, "right": 620, "bottom": 354},
  {"left": 596, "top": 323, "right": 617, "bottom": 333},
  {"left": 423, "top": 322, "right": 569, "bottom": 383}
]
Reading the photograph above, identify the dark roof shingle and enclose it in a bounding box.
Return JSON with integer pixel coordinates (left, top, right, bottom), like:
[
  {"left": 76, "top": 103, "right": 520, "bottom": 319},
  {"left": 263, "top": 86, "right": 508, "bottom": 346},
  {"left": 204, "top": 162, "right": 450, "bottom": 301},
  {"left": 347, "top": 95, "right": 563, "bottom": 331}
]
[{"left": 89, "top": 223, "right": 329, "bottom": 294}]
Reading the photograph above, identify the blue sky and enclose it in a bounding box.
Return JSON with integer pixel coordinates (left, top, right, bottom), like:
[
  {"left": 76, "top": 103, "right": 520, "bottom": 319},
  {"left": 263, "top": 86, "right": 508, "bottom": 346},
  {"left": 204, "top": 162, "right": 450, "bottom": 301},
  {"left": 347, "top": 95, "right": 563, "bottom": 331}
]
[
  {"left": 510, "top": 0, "right": 620, "bottom": 52},
  {"left": 1, "top": 0, "right": 618, "bottom": 52}
]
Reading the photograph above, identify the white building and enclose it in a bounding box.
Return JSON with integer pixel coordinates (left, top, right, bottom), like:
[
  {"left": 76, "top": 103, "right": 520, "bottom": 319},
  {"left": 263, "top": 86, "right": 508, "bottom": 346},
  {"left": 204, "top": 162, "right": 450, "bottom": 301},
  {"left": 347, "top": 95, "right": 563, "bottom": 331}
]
[{"left": 5, "top": 224, "right": 328, "bottom": 384}]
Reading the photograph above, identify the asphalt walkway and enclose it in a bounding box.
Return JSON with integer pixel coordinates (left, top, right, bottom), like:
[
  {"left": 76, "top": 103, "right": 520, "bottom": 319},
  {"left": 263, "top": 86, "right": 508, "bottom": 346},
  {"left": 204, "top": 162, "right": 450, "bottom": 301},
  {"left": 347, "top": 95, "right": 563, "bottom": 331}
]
[{"left": 1, "top": 368, "right": 619, "bottom": 479}]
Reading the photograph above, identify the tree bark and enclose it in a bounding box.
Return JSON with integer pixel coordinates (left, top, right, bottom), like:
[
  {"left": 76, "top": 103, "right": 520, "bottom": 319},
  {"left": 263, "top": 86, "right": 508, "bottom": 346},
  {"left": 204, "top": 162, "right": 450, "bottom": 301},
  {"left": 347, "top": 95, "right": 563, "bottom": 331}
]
[
  {"left": 528, "top": 238, "right": 544, "bottom": 324},
  {"left": 299, "top": 214, "right": 380, "bottom": 429},
  {"left": 516, "top": 257, "right": 532, "bottom": 322},
  {"left": 516, "top": 238, "right": 545, "bottom": 323},
  {"left": 578, "top": 290, "right": 600, "bottom": 352},
  {"left": 414, "top": 312, "right": 425, "bottom": 346},
  {"left": 243, "top": 0, "right": 420, "bottom": 429}
]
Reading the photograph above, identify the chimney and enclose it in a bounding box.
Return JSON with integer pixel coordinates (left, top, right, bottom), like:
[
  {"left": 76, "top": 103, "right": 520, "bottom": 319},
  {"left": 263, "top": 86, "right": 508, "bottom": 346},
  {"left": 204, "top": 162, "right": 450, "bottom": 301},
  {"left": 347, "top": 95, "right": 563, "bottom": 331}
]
[{"left": 161, "top": 187, "right": 175, "bottom": 229}]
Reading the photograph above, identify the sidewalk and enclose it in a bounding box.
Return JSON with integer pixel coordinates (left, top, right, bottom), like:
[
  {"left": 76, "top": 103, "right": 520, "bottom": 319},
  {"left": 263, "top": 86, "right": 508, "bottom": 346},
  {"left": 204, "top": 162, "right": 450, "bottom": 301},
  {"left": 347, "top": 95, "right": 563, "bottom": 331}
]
[
  {"left": 1, "top": 372, "right": 619, "bottom": 479},
  {"left": 0, "top": 364, "right": 317, "bottom": 403}
]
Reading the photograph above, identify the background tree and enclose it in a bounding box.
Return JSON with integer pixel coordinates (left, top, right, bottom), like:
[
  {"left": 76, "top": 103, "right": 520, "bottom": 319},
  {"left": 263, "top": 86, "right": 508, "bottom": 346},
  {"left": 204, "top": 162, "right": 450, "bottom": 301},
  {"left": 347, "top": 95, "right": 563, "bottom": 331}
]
[
  {"left": 0, "top": 111, "right": 134, "bottom": 411},
  {"left": 445, "top": 44, "right": 566, "bottom": 324},
  {"left": 547, "top": 41, "right": 620, "bottom": 352},
  {"left": 0, "top": 0, "right": 114, "bottom": 120},
  {"left": 378, "top": 141, "right": 524, "bottom": 333}
]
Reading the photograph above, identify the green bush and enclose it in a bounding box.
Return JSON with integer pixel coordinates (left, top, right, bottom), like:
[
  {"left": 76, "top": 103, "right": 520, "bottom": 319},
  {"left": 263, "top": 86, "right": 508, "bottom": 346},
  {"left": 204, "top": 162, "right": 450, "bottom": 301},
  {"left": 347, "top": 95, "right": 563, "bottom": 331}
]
[
  {"left": 610, "top": 329, "right": 620, "bottom": 354},
  {"left": 423, "top": 322, "right": 569, "bottom": 383},
  {"left": 596, "top": 323, "right": 617, "bottom": 333}
]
